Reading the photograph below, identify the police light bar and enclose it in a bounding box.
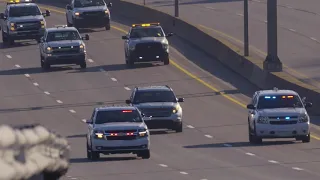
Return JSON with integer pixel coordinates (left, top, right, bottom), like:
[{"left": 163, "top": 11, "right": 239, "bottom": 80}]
[
  {"left": 131, "top": 23, "right": 160, "bottom": 27},
  {"left": 7, "top": 0, "right": 33, "bottom": 4}
]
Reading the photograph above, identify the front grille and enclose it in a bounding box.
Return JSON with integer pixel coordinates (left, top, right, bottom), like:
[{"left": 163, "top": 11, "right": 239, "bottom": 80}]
[
  {"left": 106, "top": 136, "right": 137, "bottom": 140},
  {"left": 81, "top": 11, "right": 105, "bottom": 17},
  {"left": 139, "top": 107, "right": 173, "bottom": 117},
  {"left": 16, "top": 21, "right": 40, "bottom": 31},
  {"left": 104, "top": 129, "right": 137, "bottom": 133},
  {"left": 135, "top": 43, "right": 163, "bottom": 55},
  {"left": 269, "top": 116, "right": 298, "bottom": 119},
  {"left": 270, "top": 120, "right": 298, "bottom": 125},
  {"left": 52, "top": 46, "right": 80, "bottom": 54}
]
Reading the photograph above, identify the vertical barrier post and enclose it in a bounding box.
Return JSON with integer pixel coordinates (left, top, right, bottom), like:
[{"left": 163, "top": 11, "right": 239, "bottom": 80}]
[{"left": 244, "top": 0, "right": 249, "bottom": 56}]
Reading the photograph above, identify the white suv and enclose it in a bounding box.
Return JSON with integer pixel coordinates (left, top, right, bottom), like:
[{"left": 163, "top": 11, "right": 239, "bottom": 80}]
[
  {"left": 86, "top": 106, "right": 150, "bottom": 160},
  {"left": 247, "top": 88, "right": 312, "bottom": 144}
]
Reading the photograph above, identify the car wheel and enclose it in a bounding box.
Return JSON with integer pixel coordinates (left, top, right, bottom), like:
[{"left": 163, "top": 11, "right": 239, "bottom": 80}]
[
  {"left": 175, "top": 123, "right": 183, "bottom": 133},
  {"left": 105, "top": 24, "right": 111, "bottom": 30},
  {"left": 126, "top": 57, "right": 134, "bottom": 68},
  {"left": 80, "top": 62, "right": 87, "bottom": 69},
  {"left": 163, "top": 57, "right": 169, "bottom": 65},
  {"left": 2, "top": 30, "right": 8, "bottom": 43},
  {"left": 302, "top": 133, "right": 311, "bottom": 143},
  {"left": 249, "top": 122, "right": 262, "bottom": 144},
  {"left": 138, "top": 150, "right": 150, "bottom": 159}
]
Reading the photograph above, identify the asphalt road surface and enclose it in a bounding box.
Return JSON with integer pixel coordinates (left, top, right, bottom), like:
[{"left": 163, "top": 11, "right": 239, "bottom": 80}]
[
  {"left": 126, "top": 0, "right": 320, "bottom": 89},
  {"left": 1, "top": 2, "right": 320, "bottom": 180}
]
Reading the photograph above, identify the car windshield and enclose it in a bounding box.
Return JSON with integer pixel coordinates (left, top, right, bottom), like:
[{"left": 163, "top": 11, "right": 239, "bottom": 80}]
[
  {"left": 133, "top": 91, "right": 177, "bottom": 103},
  {"left": 257, "top": 95, "right": 303, "bottom": 109},
  {"left": 74, "top": 0, "right": 105, "bottom": 7},
  {"left": 46, "top": 31, "right": 81, "bottom": 42},
  {"left": 95, "top": 110, "right": 142, "bottom": 124},
  {"left": 9, "top": 6, "right": 41, "bottom": 17},
  {"left": 130, "top": 27, "right": 164, "bottom": 38}
]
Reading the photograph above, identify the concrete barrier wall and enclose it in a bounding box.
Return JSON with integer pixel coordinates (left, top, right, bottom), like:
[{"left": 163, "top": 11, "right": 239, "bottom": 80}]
[
  {"left": 44, "top": 0, "right": 320, "bottom": 115},
  {"left": 0, "top": 124, "right": 70, "bottom": 180}
]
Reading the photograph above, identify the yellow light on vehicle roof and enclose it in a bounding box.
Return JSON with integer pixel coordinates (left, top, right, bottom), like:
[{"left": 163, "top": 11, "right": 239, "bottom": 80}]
[{"left": 141, "top": 24, "right": 150, "bottom": 27}]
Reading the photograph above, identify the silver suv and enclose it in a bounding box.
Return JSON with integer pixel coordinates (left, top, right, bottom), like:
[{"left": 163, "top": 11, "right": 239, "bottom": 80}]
[
  {"left": 247, "top": 88, "right": 313, "bottom": 144},
  {"left": 86, "top": 106, "right": 150, "bottom": 160},
  {"left": 125, "top": 85, "right": 184, "bottom": 132}
]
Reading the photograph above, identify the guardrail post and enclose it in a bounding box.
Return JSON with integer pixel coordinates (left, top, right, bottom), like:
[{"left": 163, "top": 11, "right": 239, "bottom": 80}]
[
  {"left": 174, "top": 0, "right": 179, "bottom": 17},
  {"left": 244, "top": 0, "right": 249, "bottom": 56},
  {"left": 143, "top": 0, "right": 146, "bottom": 5},
  {"left": 263, "top": 0, "right": 282, "bottom": 72}
]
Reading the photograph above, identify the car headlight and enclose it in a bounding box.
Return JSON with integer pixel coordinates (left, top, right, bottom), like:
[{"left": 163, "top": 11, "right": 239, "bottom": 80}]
[
  {"left": 257, "top": 116, "right": 269, "bottom": 124},
  {"left": 105, "top": 10, "right": 109, "bottom": 14},
  {"left": 10, "top": 22, "right": 15, "bottom": 31},
  {"left": 79, "top": 44, "right": 85, "bottom": 52},
  {"left": 93, "top": 130, "right": 104, "bottom": 139},
  {"left": 298, "top": 114, "right": 309, "bottom": 123},
  {"left": 172, "top": 105, "right": 181, "bottom": 114},
  {"left": 74, "top": 12, "right": 80, "bottom": 16},
  {"left": 46, "top": 46, "right": 52, "bottom": 54},
  {"left": 138, "top": 128, "right": 148, "bottom": 137},
  {"left": 40, "top": 20, "right": 45, "bottom": 28}
]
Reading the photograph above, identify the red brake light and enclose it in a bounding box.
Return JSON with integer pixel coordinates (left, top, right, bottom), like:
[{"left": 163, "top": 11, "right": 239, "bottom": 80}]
[
  {"left": 126, "top": 132, "right": 134, "bottom": 135},
  {"left": 122, "top": 110, "right": 132, "bottom": 113},
  {"left": 110, "top": 133, "right": 118, "bottom": 136}
]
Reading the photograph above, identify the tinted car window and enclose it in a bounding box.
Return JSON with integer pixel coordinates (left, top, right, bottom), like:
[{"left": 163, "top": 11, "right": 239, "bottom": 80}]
[
  {"left": 257, "top": 95, "right": 303, "bottom": 109},
  {"left": 74, "top": 0, "right": 105, "bottom": 7},
  {"left": 130, "top": 27, "right": 164, "bottom": 38},
  {"left": 9, "top": 6, "right": 41, "bottom": 17},
  {"left": 95, "top": 110, "right": 142, "bottom": 124},
  {"left": 133, "top": 91, "right": 176, "bottom": 103},
  {"left": 46, "top": 31, "right": 80, "bottom": 42}
]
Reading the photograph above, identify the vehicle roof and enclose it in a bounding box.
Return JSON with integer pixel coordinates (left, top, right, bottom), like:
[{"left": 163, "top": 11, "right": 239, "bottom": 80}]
[
  {"left": 136, "top": 86, "right": 172, "bottom": 92},
  {"left": 132, "top": 26, "right": 162, "bottom": 30},
  {"left": 8, "top": 3, "right": 37, "bottom": 8},
  {"left": 257, "top": 89, "right": 299, "bottom": 96},
  {"left": 46, "top": 27, "right": 78, "bottom": 33},
  {"left": 96, "top": 105, "right": 137, "bottom": 111}
]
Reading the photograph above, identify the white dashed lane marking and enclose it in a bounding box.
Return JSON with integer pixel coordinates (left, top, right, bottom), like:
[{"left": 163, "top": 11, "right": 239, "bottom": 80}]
[
  {"left": 204, "top": 134, "right": 213, "bottom": 138},
  {"left": 69, "top": 109, "right": 76, "bottom": 113},
  {"left": 186, "top": 125, "right": 194, "bottom": 128},
  {"left": 179, "top": 172, "right": 188, "bottom": 175},
  {"left": 111, "top": 78, "right": 117, "bottom": 82},
  {"left": 268, "top": 160, "right": 279, "bottom": 164},
  {"left": 159, "top": 164, "right": 168, "bottom": 167},
  {"left": 6, "top": 55, "right": 12, "bottom": 59},
  {"left": 70, "top": 178, "right": 78, "bottom": 180},
  {"left": 44, "top": 91, "right": 50, "bottom": 95},
  {"left": 24, "top": 74, "right": 30, "bottom": 78},
  {"left": 292, "top": 167, "right": 303, "bottom": 171},
  {"left": 236, "top": 13, "right": 243, "bottom": 16},
  {"left": 81, "top": 119, "right": 87, "bottom": 123},
  {"left": 33, "top": 82, "right": 39, "bottom": 86},
  {"left": 15, "top": 64, "right": 21, "bottom": 68},
  {"left": 56, "top": 100, "right": 63, "bottom": 104},
  {"left": 310, "top": 37, "right": 317, "bottom": 41},
  {"left": 264, "top": 20, "right": 267, "bottom": 23},
  {"left": 87, "top": 59, "right": 94, "bottom": 63},
  {"left": 289, "top": 28, "right": 296, "bottom": 32},
  {"left": 245, "top": 152, "right": 256, "bottom": 156},
  {"left": 124, "top": 87, "right": 131, "bottom": 91}
]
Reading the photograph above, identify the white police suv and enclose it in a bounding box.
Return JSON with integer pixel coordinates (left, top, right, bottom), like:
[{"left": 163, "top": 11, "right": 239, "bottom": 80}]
[
  {"left": 86, "top": 106, "right": 150, "bottom": 160},
  {"left": 247, "top": 88, "right": 312, "bottom": 144}
]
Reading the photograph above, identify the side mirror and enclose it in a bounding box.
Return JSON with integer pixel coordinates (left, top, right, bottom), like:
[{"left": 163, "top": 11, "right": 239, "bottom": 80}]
[
  {"left": 107, "top": 2, "right": 112, "bottom": 8},
  {"left": 125, "top": 99, "right": 131, "bottom": 104},
  {"left": 0, "top": 13, "right": 5, "bottom": 19},
  {"left": 122, "top": 35, "right": 128, "bottom": 40},
  {"left": 85, "top": 119, "right": 92, "bottom": 124},
  {"left": 166, "top": 32, "right": 174, "bottom": 37},
  {"left": 305, "top": 102, "right": 312, "bottom": 108},
  {"left": 141, "top": 113, "right": 145, "bottom": 117},
  {"left": 82, "top": 34, "right": 89, "bottom": 40},
  {"left": 45, "top": 10, "right": 51, "bottom": 17},
  {"left": 177, "top": 98, "right": 184, "bottom": 102},
  {"left": 247, "top": 104, "right": 255, "bottom": 109},
  {"left": 66, "top": 5, "right": 72, "bottom": 10}
]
